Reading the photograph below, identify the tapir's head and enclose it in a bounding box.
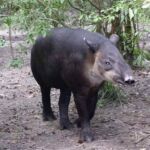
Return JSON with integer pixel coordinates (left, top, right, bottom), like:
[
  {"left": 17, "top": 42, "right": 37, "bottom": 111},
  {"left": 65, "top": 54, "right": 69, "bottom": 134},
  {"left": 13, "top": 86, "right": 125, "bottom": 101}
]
[{"left": 84, "top": 34, "right": 135, "bottom": 85}]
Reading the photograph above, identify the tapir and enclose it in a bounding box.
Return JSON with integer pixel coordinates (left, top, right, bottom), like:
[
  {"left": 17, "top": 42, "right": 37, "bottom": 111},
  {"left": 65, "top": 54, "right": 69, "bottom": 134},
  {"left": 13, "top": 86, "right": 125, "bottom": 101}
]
[{"left": 31, "top": 28, "right": 134, "bottom": 142}]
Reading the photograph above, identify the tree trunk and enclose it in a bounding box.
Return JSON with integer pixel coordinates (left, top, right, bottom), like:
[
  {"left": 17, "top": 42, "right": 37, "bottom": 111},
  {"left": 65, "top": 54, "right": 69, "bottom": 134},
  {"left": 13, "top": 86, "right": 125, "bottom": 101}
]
[{"left": 8, "top": 24, "right": 14, "bottom": 59}]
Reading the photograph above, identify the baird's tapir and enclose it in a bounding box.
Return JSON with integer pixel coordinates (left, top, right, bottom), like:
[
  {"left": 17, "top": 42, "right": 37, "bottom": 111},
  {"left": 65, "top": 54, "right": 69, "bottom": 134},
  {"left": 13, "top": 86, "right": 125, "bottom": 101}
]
[{"left": 31, "top": 28, "right": 134, "bottom": 143}]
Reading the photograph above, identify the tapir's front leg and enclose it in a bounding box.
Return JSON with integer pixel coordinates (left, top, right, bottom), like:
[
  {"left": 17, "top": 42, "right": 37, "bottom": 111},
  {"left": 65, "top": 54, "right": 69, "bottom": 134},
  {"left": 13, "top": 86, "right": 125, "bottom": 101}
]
[{"left": 74, "top": 90, "right": 94, "bottom": 143}]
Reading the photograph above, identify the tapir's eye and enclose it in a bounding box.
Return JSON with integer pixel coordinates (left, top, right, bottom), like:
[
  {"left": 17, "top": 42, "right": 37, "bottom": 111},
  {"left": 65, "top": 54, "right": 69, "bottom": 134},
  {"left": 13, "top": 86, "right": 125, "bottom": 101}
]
[
  {"left": 105, "top": 61, "right": 110, "bottom": 65},
  {"left": 104, "top": 60, "right": 112, "bottom": 71}
]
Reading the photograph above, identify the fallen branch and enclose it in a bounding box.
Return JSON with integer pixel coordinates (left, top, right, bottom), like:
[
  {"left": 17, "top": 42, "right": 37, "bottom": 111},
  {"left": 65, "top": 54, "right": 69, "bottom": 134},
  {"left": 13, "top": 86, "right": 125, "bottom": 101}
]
[{"left": 135, "top": 134, "right": 150, "bottom": 144}]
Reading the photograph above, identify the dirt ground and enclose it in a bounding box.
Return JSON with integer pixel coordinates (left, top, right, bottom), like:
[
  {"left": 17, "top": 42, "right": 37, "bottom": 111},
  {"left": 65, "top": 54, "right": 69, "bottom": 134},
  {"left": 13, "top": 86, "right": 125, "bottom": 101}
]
[{"left": 0, "top": 30, "right": 150, "bottom": 150}]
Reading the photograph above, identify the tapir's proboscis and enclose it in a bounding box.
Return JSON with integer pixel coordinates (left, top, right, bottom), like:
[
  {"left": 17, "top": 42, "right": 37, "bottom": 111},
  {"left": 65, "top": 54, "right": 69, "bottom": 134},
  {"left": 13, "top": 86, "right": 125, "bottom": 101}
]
[{"left": 31, "top": 28, "right": 135, "bottom": 143}]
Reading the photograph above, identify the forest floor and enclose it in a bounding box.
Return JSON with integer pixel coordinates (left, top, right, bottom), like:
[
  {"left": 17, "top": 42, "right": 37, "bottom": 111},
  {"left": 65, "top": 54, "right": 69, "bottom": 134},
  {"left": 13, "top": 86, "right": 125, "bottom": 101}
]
[{"left": 0, "top": 30, "right": 150, "bottom": 150}]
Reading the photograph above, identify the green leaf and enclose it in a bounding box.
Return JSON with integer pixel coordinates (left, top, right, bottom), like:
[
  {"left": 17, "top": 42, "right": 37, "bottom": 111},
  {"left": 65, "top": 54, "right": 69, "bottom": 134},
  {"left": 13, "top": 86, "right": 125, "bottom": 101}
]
[
  {"left": 129, "top": 8, "right": 134, "bottom": 20},
  {"left": 0, "top": 38, "right": 6, "bottom": 47},
  {"left": 4, "top": 17, "right": 12, "bottom": 26},
  {"left": 79, "top": 14, "right": 84, "bottom": 20},
  {"left": 93, "top": 16, "right": 101, "bottom": 22},
  {"left": 10, "top": 58, "right": 23, "bottom": 68},
  {"left": 134, "top": 8, "right": 137, "bottom": 15},
  {"left": 60, "top": 0, "right": 65, "bottom": 4}
]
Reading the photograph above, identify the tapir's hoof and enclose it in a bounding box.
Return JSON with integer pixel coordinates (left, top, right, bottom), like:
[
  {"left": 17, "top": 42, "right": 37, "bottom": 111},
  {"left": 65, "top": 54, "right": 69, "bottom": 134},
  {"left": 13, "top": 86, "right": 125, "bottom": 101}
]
[
  {"left": 78, "top": 130, "right": 94, "bottom": 143},
  {"left": 74, "top": 118, "right": 81, "bottom": 128},
  {"left": 60, "top": 119, "right": 73, "bottom": 130},
  {"left": 43, "top": 113, "right": 56, "bottom": 121}
]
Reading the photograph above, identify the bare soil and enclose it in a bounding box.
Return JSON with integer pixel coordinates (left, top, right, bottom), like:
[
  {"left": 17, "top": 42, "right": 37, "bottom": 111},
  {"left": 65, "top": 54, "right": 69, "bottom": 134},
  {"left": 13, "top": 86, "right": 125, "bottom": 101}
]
[{"left": 0, "top": 31, "right": 150, "bottom": 150}]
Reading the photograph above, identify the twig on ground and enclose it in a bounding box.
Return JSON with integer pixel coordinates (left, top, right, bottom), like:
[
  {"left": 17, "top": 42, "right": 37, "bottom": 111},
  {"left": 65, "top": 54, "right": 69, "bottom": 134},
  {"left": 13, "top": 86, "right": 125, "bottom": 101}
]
[{"left": 135, "top": 134, "right": 150, "bottom": 144}]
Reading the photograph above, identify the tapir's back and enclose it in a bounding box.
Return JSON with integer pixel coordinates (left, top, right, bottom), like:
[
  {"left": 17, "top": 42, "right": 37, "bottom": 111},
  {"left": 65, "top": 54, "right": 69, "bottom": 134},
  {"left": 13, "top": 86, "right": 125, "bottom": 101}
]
[
  {"left": 47, "top": 28, "right": 105, "bottom": 54},
  {"left": 31, "top": 28, "right": 98, "bottom": 88}
]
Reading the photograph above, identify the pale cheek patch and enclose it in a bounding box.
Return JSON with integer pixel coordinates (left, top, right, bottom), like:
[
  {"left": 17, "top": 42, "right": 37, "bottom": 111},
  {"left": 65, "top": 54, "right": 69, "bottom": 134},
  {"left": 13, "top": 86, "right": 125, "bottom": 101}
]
[{"left": 104, "top": 70, "right": 117, "bottom": 82}]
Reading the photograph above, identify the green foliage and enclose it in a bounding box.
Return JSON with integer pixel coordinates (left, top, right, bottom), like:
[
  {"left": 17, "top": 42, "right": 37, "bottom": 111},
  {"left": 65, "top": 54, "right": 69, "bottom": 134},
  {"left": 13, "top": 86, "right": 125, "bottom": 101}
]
[
  {"left": 17, "top": 44, "right": 28, "bottom": 55},
  {"left": 0, "top": 0, "right": 70, "bottom": 42},
  {"left": 71, "top": 0, "right": 150, "bottom": 67},
  {"left": 0, "top": 0, "right": 149, "bottom": 66},
  {"left": 133, "top": 49, "right": 150, "bottom": 67},
  {"left": 97, "top": 82, "right": 125, "bottom": 107},
  {"left": 141, "top": 0, "right": 150, "bottom": 22},
  {"left": 0, "top": 38, "right": 6, "bottom": 47},
  {"left": 4, "top": 17, "right": 12, "bottom": 26},
  {"left": 9, "top": 58, "right": 23, "bottom": 68}
]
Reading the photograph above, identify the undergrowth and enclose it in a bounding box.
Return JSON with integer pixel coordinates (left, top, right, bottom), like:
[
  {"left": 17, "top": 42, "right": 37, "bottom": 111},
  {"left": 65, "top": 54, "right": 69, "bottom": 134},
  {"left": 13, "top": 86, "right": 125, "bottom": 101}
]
[{"left": 97, "top": 82, "right": 126, "bottom": 107}]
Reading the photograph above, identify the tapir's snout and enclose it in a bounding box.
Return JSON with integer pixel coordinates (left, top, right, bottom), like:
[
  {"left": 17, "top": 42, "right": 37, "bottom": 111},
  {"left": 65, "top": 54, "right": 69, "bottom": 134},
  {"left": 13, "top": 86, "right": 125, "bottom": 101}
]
[
  {"left": 111, "top": 62, "right": 135, "bottom": 85},
  {"left": 124, "top": 75, "right": 135, "bottom": 84}
]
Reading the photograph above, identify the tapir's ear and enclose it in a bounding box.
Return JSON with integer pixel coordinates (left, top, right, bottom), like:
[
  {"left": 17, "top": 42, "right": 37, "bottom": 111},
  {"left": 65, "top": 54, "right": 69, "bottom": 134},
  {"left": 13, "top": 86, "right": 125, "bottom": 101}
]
[
  {"left": 109, "top": 34, "right": 119, "bottom": 45},
  {"left": 83, "top": 37, "right": 99, "bottom": 53}
]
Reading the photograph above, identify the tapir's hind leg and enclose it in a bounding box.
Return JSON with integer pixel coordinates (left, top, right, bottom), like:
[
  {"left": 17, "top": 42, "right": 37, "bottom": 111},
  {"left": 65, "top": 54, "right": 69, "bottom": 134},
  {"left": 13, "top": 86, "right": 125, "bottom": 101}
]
[
  {"left": 40, "top": 86, "right": 56, "bottom": 121},
  {"left": 59, "top": 89, "right": 72, "bottom": 129}
]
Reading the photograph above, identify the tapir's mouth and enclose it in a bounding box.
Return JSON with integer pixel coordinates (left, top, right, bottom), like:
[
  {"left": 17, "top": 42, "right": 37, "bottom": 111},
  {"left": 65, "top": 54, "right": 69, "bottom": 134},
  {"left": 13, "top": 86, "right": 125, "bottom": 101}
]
[
  {"left": 115, "top": 78, "right": 125, "bottom": 85},
  {"left": 104, "top": 71, "right": 135, "bottom": 85},
  {"left": 114, "top": 76, "right": 135, "bottom": 85}
]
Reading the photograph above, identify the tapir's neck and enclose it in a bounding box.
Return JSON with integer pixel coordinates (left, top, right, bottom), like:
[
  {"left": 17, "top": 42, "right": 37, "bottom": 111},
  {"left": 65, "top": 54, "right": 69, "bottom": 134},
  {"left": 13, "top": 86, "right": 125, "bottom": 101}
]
[
  {"left": 89, "top": 70, "right": 104, "bottom": 87},
  {"left": 84, "top": 51, "right": 104, "bottom": 88}
]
